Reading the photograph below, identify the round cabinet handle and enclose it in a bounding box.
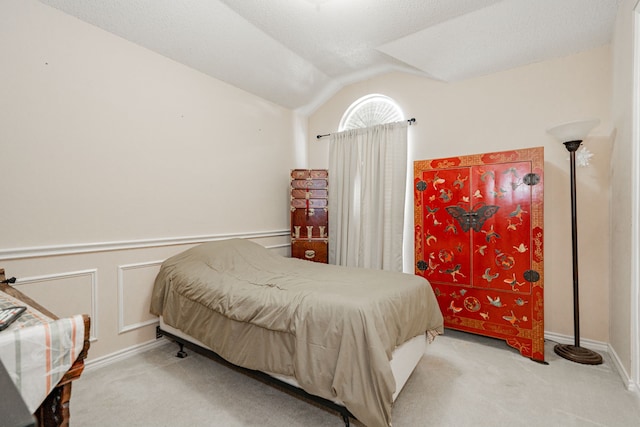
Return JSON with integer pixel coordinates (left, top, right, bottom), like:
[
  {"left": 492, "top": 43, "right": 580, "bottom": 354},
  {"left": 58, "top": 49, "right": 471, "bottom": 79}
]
[{"left": 304, "top": 250, "right": 316, "bottom": 259}]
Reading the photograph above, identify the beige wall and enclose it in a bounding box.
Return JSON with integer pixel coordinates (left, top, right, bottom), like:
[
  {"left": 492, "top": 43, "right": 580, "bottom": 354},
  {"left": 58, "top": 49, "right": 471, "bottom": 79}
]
[
  {"left": 0, "top": 0, "right": 305, "bottom": 248},
  {"left": 309, "top": 47, "right": 613, "bottom": 343},
  {"left": 0, "top": 0, "right": 298, "bottom": 360},
  {"left": 610, "top": 0, "right": 638, "bottom": 386},
  {"left": 0, "top": 0, "right": 631, "bottom": 372}
]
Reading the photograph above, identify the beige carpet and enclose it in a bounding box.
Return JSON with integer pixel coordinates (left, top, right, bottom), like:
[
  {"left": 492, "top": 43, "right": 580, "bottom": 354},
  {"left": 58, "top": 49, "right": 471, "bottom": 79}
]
[{"left": 71, "top": 330, "right": 640, "bottom": 426}]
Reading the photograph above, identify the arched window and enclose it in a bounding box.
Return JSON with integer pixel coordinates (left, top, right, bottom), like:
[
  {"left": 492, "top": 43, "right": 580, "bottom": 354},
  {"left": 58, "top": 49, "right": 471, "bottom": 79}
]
[{"left": 339, "top": 94, "right": 404, "bottom": 131}]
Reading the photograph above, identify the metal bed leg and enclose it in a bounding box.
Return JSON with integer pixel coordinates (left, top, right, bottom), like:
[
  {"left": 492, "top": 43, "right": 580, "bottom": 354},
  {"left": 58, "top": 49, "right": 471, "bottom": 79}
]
[
  {"left": 341, "top": 412, "right": 350, "bottom": 427},
  {"left": 176, "top": 342, "right": 188, "bottom": 358}
]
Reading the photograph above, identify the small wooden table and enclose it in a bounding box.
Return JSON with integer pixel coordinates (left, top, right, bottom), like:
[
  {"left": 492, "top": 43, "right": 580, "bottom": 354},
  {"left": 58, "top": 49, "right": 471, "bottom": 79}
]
[{"left": 0, "top": 268, "right": 90, "bottom": 427}]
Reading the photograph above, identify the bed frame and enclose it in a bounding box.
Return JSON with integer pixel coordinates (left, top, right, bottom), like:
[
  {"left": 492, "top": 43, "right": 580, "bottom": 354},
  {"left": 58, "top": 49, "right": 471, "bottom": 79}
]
[
  {"left": 156, "top": 314, "right": 429, "bottom": 427},
  {"left": 155, "top": 325, "right": 355, "bottom": 426}
]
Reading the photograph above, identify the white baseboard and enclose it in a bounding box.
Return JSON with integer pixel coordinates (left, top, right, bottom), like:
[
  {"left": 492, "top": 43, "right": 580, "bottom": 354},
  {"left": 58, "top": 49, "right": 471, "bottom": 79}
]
[
  {"left": 545, "top": 330, "right": 640, "bottom": 398},
  {"left": 544, "top": 331, "right": 609, "bottom": 353},
  {"left": 607, "top": 342, "right": 637, "bottom": 393},
  {"left": 84, "top": 328, "right": 640, "bottom": 406},
  {"left": 84, "top": 336, "right": 169, "bottom": 372}
]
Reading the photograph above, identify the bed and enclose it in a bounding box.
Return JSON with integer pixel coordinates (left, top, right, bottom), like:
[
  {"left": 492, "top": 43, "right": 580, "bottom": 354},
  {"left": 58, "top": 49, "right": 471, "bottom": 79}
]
[{"left": 150, "top": 238, "right": 443, "bottom": 427}]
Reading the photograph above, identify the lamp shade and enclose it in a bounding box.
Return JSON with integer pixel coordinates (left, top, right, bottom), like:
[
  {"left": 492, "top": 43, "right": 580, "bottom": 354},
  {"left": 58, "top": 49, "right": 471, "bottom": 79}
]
[{"left": 546, "top": 119, "right": 600, "bottom": 142}]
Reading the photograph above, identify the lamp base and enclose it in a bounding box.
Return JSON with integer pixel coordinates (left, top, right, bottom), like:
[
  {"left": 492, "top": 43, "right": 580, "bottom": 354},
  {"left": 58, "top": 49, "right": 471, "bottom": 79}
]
[{"left": 554, "top": 344, "right": 603, "bottom": 365}]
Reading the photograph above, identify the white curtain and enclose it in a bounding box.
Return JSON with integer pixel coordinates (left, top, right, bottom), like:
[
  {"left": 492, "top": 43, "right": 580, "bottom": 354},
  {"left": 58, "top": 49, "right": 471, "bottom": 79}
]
[{"left": 328, "top": 121, "right": 408, "bottom": 271}]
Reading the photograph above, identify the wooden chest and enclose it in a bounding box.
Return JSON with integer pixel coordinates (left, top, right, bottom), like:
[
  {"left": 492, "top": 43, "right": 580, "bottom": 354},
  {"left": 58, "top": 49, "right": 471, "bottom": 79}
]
[
  {"left": 291, "top": 169, "right": 328, "bottom": 263},
  {"left": 414, "top": 148, "right": 544, "bottom": 361}
]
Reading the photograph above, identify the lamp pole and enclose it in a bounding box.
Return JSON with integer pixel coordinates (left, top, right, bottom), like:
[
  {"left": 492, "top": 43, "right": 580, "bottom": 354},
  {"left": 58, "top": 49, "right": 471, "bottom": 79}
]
[
  {"left": 553, "top": 140, "right": 602, "bottom": 365},
  {"left": 565, "top": 140, "right": 582, "bottom": 348}
]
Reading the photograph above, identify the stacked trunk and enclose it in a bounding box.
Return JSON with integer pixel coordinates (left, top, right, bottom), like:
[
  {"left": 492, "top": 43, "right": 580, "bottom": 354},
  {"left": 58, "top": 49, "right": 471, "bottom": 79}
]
[{"left": 290, "top": 169, "right": 328, "bottom": 263}]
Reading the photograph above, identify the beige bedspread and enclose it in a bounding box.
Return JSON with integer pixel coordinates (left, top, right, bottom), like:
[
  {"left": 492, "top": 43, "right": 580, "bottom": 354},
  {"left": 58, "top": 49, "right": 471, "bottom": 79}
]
[{"left": 150, "top": 238, "right": 443, "bottom": 427}]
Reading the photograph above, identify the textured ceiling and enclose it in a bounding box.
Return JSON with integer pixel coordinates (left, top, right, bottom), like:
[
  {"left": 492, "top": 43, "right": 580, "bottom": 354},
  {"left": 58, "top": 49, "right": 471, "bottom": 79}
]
[{"left": 38, "top": 0, "right": 621, "bottom": 114}]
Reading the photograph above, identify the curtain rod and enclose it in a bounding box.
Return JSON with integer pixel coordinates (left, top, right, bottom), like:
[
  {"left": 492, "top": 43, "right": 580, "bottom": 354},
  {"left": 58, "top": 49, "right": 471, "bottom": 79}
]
[{"left": 316, "top": 118, "right": 416, "bottom": 139}]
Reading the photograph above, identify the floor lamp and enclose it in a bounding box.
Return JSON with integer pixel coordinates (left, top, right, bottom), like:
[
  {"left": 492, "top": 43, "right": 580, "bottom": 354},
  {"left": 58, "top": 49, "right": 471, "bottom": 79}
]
[{"left": 546, "top": 118, "right": 603, "bottom": 365}]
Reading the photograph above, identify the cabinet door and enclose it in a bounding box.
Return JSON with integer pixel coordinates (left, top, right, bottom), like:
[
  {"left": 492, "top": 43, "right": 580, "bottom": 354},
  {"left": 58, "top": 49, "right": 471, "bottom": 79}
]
[
  {"left": 292, "top": 240, "right": 328, "bottom": 263},
  {"left": 414, "top": 148, "right": 544, "bottom": 361},
  {"left": 290, "top": 208, "right": 328, "bottom": 239}
]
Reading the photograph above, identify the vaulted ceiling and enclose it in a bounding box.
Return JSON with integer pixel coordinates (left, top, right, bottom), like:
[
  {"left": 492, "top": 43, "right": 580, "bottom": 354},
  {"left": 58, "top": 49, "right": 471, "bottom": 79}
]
[{"left": 38, "top": 0, "right": 621, "bottom": 115}]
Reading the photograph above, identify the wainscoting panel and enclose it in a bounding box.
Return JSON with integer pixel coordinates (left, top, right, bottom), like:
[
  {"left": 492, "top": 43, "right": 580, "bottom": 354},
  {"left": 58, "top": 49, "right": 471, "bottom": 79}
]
[
  {"left": 0, "top": 231, "right": 291, "bottom": 361},
  {"left": 118, "top": 261, "right": 163, "bottom": 334},
  {"left": 14, "top": 269, "right": 98, "bottom": 341}
]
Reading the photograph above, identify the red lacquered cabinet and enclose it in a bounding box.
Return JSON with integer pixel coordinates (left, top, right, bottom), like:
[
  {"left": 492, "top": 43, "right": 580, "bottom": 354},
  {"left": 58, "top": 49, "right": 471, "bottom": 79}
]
[
  {"left": 414, "top": 148, "right": 544, "bottom": 361},
  {"left": 291, "top": 169, "right": 328, "bottom": 263}
]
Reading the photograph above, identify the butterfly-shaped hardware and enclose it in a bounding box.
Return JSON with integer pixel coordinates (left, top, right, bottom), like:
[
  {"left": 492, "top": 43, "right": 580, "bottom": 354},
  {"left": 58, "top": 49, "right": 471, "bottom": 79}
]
[{"left": 445, "top": 203, "right": 500, "bottom": 233}]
